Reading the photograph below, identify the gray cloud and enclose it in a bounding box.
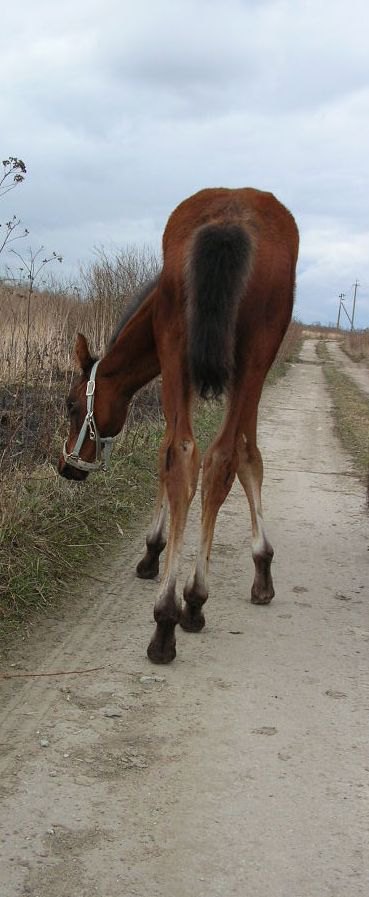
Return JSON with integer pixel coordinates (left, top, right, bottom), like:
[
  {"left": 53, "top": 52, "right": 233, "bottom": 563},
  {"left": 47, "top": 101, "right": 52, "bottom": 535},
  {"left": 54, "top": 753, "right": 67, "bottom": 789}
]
[{"left": 1, "top": 0, "right": 368, "bottom": 326}]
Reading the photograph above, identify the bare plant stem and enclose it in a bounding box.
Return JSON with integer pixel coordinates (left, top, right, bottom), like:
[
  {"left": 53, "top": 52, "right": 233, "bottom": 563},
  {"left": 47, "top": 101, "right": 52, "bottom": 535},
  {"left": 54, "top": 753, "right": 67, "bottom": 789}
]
[{"left": 9, "top": 247, "right": 63, "bottom": 442}]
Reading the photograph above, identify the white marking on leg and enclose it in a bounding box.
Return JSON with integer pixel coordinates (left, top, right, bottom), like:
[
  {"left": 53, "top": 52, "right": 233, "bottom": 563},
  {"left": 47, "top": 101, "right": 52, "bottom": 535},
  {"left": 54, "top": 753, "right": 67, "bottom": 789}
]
[{"left": 252, "top": 511, "right": 272, "bottom": 558}]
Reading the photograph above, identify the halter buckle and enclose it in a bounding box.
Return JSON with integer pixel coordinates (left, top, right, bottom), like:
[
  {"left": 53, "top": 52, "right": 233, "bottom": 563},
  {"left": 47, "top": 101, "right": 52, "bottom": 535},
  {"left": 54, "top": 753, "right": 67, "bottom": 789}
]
[{"left": 86, "top": 378, "right": 95, "bottom": 397}]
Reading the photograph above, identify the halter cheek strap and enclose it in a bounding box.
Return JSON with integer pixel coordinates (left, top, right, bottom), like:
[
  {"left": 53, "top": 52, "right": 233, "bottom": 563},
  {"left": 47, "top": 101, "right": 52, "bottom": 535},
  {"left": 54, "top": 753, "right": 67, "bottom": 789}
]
[{"left": 63, "top": 361, "right": 114, "bottom": 472}]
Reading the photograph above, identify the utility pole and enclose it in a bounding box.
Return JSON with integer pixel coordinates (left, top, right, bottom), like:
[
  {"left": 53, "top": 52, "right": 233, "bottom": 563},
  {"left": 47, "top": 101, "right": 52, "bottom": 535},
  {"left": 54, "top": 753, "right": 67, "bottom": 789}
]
[
  {"left": 336, "top": 293, "right": 345, "bottom": 329},
  {"left": 351, "top": 280, "right": 359, "bottom": 331}
]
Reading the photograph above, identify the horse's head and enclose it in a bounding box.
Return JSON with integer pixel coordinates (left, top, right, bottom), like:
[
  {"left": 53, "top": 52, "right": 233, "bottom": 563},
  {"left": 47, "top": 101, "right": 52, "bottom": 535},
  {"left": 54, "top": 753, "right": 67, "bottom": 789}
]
[{"left": 58, "top": 334, "right": 124, "bottom": 481}]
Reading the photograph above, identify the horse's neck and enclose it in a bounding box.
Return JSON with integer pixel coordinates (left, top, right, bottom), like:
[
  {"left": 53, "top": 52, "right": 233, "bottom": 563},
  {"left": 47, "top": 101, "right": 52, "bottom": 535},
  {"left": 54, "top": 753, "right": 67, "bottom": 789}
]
[{"left": 100, "top": 297, "right": 160, "bottom": 396}]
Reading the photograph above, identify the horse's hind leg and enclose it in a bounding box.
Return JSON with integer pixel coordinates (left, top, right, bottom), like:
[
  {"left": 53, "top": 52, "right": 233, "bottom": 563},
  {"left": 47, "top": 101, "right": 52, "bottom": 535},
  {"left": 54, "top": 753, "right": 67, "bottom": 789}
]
[
  {"left": 181, "top": 374, "right": 274, "bottom": 628},
  {"left": 181, "top": 431, "right": 238, "bottom": 632},
  {"left": 147, "top": 365, "right": 201, "bottom": 663},
  {"left": 236, "top": 430, "right": 274, "bottom": 604}
]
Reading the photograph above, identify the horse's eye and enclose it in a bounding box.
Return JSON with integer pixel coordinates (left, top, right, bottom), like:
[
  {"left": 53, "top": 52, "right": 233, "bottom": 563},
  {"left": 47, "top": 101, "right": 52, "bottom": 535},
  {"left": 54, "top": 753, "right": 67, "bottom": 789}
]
[{"left": 66, "top": 398, "right": 77, "bottom": 415}]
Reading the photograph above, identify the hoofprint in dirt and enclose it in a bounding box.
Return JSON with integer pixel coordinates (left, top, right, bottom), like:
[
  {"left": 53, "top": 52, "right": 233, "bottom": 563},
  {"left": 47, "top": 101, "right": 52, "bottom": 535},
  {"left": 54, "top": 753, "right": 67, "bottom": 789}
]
[
  {"left": 1, "top": 339, "right": 368, "bottom": 897},
  {"left": 325, "top": 338, "right": 369, "bottom": 396}
]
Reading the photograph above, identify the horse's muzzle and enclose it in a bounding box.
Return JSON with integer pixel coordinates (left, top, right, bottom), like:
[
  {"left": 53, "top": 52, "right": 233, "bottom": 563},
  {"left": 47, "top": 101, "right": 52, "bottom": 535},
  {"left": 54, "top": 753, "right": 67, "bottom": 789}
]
[{"left": 58, "top": 457, "right": 89, "bottom": 481}]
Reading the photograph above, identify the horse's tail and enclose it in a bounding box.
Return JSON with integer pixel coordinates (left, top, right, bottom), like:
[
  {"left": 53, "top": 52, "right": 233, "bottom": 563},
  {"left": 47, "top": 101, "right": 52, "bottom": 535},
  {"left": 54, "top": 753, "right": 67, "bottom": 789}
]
[{"left": 186, "top": 223, "right": 254, "bottom": 398}]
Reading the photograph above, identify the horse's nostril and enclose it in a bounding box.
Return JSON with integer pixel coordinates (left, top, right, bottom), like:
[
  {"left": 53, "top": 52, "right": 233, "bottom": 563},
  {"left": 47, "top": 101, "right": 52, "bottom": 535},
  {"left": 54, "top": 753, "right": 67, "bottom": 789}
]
[
  {"left": 59, "top": 463, "right": 72, "bottom": 479},
  {"left": 58, "top": 459, "right": 88, "bottom": 481}
]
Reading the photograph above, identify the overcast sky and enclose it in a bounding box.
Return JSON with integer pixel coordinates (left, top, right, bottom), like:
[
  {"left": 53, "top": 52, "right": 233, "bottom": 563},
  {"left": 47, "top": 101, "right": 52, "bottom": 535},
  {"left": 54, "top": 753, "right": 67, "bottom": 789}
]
[{"left": 1, "top": 0, "right": 368, "bottom": 326}]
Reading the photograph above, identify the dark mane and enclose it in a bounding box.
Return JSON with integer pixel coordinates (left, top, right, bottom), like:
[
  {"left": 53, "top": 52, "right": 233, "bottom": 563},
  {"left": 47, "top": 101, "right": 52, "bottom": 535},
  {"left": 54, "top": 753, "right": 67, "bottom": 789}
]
[{"left": 108, "top": 275, "right": 160, "bottom": 348}]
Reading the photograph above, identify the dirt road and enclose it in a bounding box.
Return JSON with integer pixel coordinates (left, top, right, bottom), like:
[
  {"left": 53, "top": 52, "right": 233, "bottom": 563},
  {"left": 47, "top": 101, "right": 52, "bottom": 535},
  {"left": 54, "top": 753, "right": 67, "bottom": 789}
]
[{"left": 1, "top": 339, "right": 368, "bottom": 897}]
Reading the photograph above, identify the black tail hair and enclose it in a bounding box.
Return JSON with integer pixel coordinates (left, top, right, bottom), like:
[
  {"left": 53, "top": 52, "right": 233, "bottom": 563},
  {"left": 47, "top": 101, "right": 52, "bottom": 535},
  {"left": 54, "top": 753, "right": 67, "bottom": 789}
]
[{"left": 186, "top": 223, "right": 253, "bottom": 398}]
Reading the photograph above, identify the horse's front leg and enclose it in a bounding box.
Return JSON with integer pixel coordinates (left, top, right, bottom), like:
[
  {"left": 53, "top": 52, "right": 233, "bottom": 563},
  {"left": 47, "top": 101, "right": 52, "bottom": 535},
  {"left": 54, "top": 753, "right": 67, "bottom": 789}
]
[
  {"left": 147, "top": 431, "right": 200, "bottom": 664},
  {"left": 136, "top": 476, "right": 168, "bottom": 580}
]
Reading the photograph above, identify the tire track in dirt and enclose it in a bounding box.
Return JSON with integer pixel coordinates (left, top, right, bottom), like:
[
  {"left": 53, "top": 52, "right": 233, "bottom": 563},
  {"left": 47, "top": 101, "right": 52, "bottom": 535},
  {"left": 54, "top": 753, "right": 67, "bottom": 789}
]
[{"left": 1, "top": 339, "right": 368, "bottom": 897}]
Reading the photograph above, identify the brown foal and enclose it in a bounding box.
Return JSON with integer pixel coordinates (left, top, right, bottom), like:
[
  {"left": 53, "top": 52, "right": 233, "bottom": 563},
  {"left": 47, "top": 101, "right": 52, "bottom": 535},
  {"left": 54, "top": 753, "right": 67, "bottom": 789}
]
[{"left": 59, "top": 187, "right": 299, "bottom": 663}]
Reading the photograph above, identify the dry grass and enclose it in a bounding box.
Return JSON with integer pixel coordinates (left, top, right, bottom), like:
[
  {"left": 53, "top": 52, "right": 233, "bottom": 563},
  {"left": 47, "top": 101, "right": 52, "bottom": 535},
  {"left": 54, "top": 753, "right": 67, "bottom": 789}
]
[
  {"left": 0, "top": 247, "right": 163, "bottom": 639},
  {"left": 0, "top": 247, "right": 160, "bottom": 473},
  {"left": 0, "top": 246, "right": 160, "bottom": 383},
  {"left": 316, "top": 340, "right": 369, "bottom": 478},
  {"left": 0, "top": 423, "right": 163, "bottom": 639},
  {"left": 1, "top": 282, "right": 87, "bottom": 382},
  {"left": 267, "top": 319, "right": 303, "bottom": 383},
  {"left": 340, "top": 329, "right": 369, "bottom": 366}
]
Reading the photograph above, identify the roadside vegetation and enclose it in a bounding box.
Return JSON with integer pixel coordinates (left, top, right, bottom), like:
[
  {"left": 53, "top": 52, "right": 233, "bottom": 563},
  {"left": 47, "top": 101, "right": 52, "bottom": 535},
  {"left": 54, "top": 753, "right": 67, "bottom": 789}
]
[
  {"left": 267, "top": 319, "right": 303, "bottom": 382},
  {"left": 0, "top": 241, "right": 160, "bottom": 641},
  {"left": 316, "top": 340, "right": 369, "bottom": 479},
  {"left": 340, "top": 329, "right": 369, "bottom": 366},
  {"left": 0, "top": 157, "right": 303, "bottom": 641}
]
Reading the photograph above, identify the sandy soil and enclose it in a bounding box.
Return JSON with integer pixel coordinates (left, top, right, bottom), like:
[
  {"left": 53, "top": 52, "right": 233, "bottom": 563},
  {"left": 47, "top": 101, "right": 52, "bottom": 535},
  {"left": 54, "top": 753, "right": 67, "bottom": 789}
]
[{"left": 1, "top": 339, "right": 368, "bottom": 897}]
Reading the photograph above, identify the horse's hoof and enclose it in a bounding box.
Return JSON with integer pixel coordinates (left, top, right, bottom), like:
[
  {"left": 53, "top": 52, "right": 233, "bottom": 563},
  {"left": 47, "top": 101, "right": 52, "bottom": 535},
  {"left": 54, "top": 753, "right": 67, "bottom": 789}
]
[
  {"left": 251, "top": 587, "right": 275, "bottom": 605},
  {"left": 147, "top": 638, "right": 176, "bottom": 665},
  {"left": 136, "top": 556, "right": 159, "bottom": 580},
  {"left": 180, "top": 605, "right": 206, "bottom": 632},
  {"left": 147, "top": 622, "right": 177, "bottom": 664}
]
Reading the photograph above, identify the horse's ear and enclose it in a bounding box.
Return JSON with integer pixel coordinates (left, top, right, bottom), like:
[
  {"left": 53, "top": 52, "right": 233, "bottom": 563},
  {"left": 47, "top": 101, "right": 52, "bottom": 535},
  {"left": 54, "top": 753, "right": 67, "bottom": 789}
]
[{"left": 74, "top": 333, "right": 93, "bottom": 373}]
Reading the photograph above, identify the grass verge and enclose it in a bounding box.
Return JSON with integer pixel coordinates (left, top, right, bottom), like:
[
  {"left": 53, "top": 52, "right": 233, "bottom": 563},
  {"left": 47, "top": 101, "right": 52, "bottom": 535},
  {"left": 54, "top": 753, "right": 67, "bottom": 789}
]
[
  {"left": 340, "top": 330, "right": 369, "bottom": 367},
  {"left": 267, "top": 320, "right": 304, "bottom": 384},
  {"left": 0, "top": 424, "right": 161, "bottom": 641},
  {"left": 316, "top": 340, "right": 369, "bottom": 477}
]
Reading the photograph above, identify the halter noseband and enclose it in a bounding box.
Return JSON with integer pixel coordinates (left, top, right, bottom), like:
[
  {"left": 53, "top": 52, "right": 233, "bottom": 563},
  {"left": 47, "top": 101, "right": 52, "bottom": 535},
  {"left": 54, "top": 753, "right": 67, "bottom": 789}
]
[{"left": 63, "top": 361, "right": 114, "bottom": 472}]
